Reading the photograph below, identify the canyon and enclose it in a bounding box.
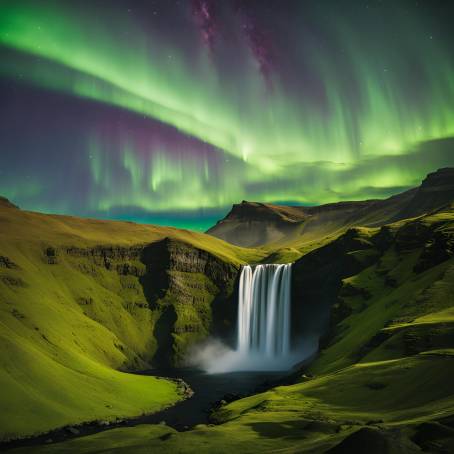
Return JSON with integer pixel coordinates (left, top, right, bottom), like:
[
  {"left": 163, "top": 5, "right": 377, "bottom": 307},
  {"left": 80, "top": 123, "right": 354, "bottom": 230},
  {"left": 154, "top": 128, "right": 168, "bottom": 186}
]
[{"left": 0, "top": 168, "right": 454, "bottom": 452}]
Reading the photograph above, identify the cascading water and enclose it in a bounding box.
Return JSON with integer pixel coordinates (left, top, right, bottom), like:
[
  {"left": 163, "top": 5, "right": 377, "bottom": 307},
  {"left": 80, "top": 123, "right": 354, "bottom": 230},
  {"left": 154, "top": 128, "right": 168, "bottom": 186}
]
[
  {"left": 237, "top": 264, "right": 292, "bottom": 359},
  {"left": 192, "top": 263, "right": 297, "bottom": 373}
]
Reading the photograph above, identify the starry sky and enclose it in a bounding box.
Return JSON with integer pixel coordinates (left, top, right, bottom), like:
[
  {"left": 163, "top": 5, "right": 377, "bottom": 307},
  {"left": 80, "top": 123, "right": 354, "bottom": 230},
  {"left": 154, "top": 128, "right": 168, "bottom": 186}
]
[{"left": 1, "top": 0, "right": 454, "bottom": 231}]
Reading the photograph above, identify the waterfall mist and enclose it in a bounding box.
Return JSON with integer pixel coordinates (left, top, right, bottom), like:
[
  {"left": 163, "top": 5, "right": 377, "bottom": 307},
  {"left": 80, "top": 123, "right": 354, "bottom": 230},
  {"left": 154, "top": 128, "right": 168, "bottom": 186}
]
[{"left": 188, "top": 263, "right": 315, "bottom": 373}]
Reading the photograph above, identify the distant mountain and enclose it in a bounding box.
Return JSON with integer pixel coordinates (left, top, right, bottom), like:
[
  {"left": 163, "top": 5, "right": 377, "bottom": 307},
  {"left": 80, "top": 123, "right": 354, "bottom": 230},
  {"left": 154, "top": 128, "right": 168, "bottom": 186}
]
[
  {"left": 390, "top": 167, "right": 454, "bottom": 221},
  {"left": 0, "top": 196, "right": 18, "bottom": 209},
  {"left": 207, "top": 167, "right": 454, "bottom": 247}
]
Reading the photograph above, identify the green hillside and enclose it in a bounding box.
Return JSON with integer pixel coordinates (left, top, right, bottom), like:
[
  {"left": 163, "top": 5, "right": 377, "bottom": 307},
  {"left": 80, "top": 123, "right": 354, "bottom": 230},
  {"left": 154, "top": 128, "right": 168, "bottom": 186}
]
[{"left": 19, "top": 203, "right": 454, "bottom": 453}]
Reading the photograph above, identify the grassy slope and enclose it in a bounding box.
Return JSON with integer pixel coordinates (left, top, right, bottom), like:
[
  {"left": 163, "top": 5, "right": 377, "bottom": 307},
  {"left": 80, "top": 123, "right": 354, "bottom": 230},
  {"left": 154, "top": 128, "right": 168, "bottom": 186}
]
[
  {"left": 0, "top": 203, "right": 266, "bottom": 440},
  {"left": 259, "top": 231, "right": 344, "bottom": 263},
  {"left": 26, "top": 206, "right": 454, "bottom": 453},
  {"left": 311, "top": 210, "right": 454, "bottom": 375}
]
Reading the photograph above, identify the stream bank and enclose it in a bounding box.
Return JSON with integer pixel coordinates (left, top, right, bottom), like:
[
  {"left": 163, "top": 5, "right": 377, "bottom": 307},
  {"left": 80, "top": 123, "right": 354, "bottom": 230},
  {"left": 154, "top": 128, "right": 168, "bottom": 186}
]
[{"left": 1, "top": 367, "right": 293, "bottom": 451}]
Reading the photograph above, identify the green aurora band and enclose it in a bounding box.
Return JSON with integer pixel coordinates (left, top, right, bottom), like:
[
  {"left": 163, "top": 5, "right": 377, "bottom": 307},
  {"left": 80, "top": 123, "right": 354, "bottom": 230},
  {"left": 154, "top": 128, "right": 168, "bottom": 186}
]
[{"left": 1, "top": 0, "right": 454, "bottom": 223}]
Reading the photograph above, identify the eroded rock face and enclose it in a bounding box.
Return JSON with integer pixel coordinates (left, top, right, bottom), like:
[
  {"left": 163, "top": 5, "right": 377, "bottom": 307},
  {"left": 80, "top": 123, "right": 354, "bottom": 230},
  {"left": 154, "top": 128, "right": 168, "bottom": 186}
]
[
  {"left": 141, "top": 238, "right": 239, "bottom": 366},
  {"left": 0, "top": 196, "right": 18, "bottom": 209},
  {"left": 291, "top": 228, "right": 378, "bottom": 346},
  {"left": 395, "top": 221, "right": 433, "bottom": 251},
  {"left": 0, "top": 256, "right": 18, "bottom": 269},
  {"left": 414, "top": 229, "right": 454, "bottom": 273},
  {"left": 206, "top": 201, "right": 306, "bottom": 247},
  {"left": 66, "top": 245, "right": 143, "bottom": 271}
]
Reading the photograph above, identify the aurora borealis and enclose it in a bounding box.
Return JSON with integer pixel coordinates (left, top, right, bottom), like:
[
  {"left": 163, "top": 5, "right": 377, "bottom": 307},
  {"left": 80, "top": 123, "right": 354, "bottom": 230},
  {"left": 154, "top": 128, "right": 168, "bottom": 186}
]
[{"left": 1, "top": 0, "right": 454, "bottom": 230}]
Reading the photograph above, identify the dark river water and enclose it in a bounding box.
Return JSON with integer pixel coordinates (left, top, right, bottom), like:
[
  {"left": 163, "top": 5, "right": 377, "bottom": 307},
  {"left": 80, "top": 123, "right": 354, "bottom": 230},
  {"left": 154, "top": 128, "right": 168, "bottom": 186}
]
[
  {"left": 2, "top": 368, "right": 293, "bottom": 451},
  {"left": 141, "top": 367, "right": 291, "bottom": 429}
]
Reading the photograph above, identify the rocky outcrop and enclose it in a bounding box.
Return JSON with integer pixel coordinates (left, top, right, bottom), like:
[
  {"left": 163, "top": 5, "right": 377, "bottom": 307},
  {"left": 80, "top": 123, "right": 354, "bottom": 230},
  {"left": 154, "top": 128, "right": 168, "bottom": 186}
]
[
  {"left": 218, "top": 201, "right": 307, "bottom": 224},
  {"left": 0, "top": 256, "right": 18, "bottom": 268},
  {"left": 0, "top": 196, "right": 18, "bottom": 209},
  {"left": 394, "top": 220, "right": 433, "bottom": 251},
  {"left": 414, "top": 228, "right": 454, "bottom": 273},
  {"left": 141, "top": 238, "right": 238, "bottom": 289},
  {"left": 66, "top": 245, "right": 143, "bottom": 270},
  {"left": 44, "top": 246, "right": 59, "bottom": 264},
  {"left": 392, "top": 167, "right": 454, "bottom": 221},
  {"left": 206, "top": 201, "right": 307, "bottom": 247},
  {"left": 140, "top": 238, "right": 239, "bottom": 366},
  {"left": 291, "top": 228, "right": 379, "bottom": 346}
]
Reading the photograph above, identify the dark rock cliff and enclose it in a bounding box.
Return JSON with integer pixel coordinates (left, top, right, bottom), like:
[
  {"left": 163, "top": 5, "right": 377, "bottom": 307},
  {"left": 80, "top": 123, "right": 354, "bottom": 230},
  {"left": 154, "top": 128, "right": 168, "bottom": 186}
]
[
  {"left": 0, "top": 196, "right": 18, "bottom": 209},
  {"left": 44, "top": 238, "right": 239, "bottom": 368},
  {"left": 291, "top": 228, "right": 379, "bottom": 347},
  {"left": 140, "top": 238, "right": 239, "bottom": 366}
]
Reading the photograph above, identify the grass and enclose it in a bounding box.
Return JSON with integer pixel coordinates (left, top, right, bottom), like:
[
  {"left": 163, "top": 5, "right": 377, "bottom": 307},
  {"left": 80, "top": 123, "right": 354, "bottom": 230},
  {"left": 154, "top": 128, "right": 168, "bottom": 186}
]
[
  {"left": 0, "top": 236, "right": 182, "bottom": 439},
  {"left": 16, "top": 354, "right": 454, "bottom": 453},
  {"left": 0, "top": 205, "right": 266, "bottom": 265},
  {"left": 10, "top": 425, "right": 179, "bottom": 453}
]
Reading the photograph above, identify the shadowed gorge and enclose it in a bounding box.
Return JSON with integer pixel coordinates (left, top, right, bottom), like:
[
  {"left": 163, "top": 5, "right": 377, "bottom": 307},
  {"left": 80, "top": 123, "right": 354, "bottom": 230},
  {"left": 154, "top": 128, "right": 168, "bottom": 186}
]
[{"left": 140, "top": 238, "right": 239, "bottom": 365}]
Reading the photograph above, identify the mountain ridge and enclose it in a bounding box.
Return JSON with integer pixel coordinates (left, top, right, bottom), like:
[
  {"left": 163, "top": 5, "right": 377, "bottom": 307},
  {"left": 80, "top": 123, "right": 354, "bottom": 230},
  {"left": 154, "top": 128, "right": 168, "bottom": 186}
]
[{"left": 207, "top": 168, "right": 454, "bottom": 247}]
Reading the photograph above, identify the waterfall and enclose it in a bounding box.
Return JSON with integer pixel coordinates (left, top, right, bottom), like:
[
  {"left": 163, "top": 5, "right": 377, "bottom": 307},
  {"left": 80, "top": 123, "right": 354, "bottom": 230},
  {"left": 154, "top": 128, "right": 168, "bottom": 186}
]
[
  {"left": 192, "top": 263, "right": 296, "bottom": 373},
  {"left": 237, "top": 264, "right": 292, "bottom": 358}
]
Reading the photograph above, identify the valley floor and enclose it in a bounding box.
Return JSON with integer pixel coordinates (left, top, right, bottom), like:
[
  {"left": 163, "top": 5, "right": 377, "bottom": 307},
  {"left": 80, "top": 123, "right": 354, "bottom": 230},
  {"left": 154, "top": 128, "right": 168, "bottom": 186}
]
[{"left": 9, "top": 352, "right": 454, "bottom": 453}]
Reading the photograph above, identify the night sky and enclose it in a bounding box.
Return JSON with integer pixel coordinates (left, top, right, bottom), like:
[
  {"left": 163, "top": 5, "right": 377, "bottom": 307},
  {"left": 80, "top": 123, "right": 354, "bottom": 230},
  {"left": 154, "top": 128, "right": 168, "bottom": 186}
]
[{"left": 1, "top": 0, "right": 454, "bottom": 231}]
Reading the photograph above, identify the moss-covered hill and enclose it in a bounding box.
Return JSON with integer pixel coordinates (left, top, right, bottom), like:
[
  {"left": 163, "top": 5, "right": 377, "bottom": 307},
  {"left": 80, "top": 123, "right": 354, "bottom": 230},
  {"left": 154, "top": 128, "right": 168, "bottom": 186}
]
[
  {"left": 0, "top": 199, "right": 265, "bottom": 440},
  {"left": 25, "top": 203, "right": 454, "bottom": 453}
]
